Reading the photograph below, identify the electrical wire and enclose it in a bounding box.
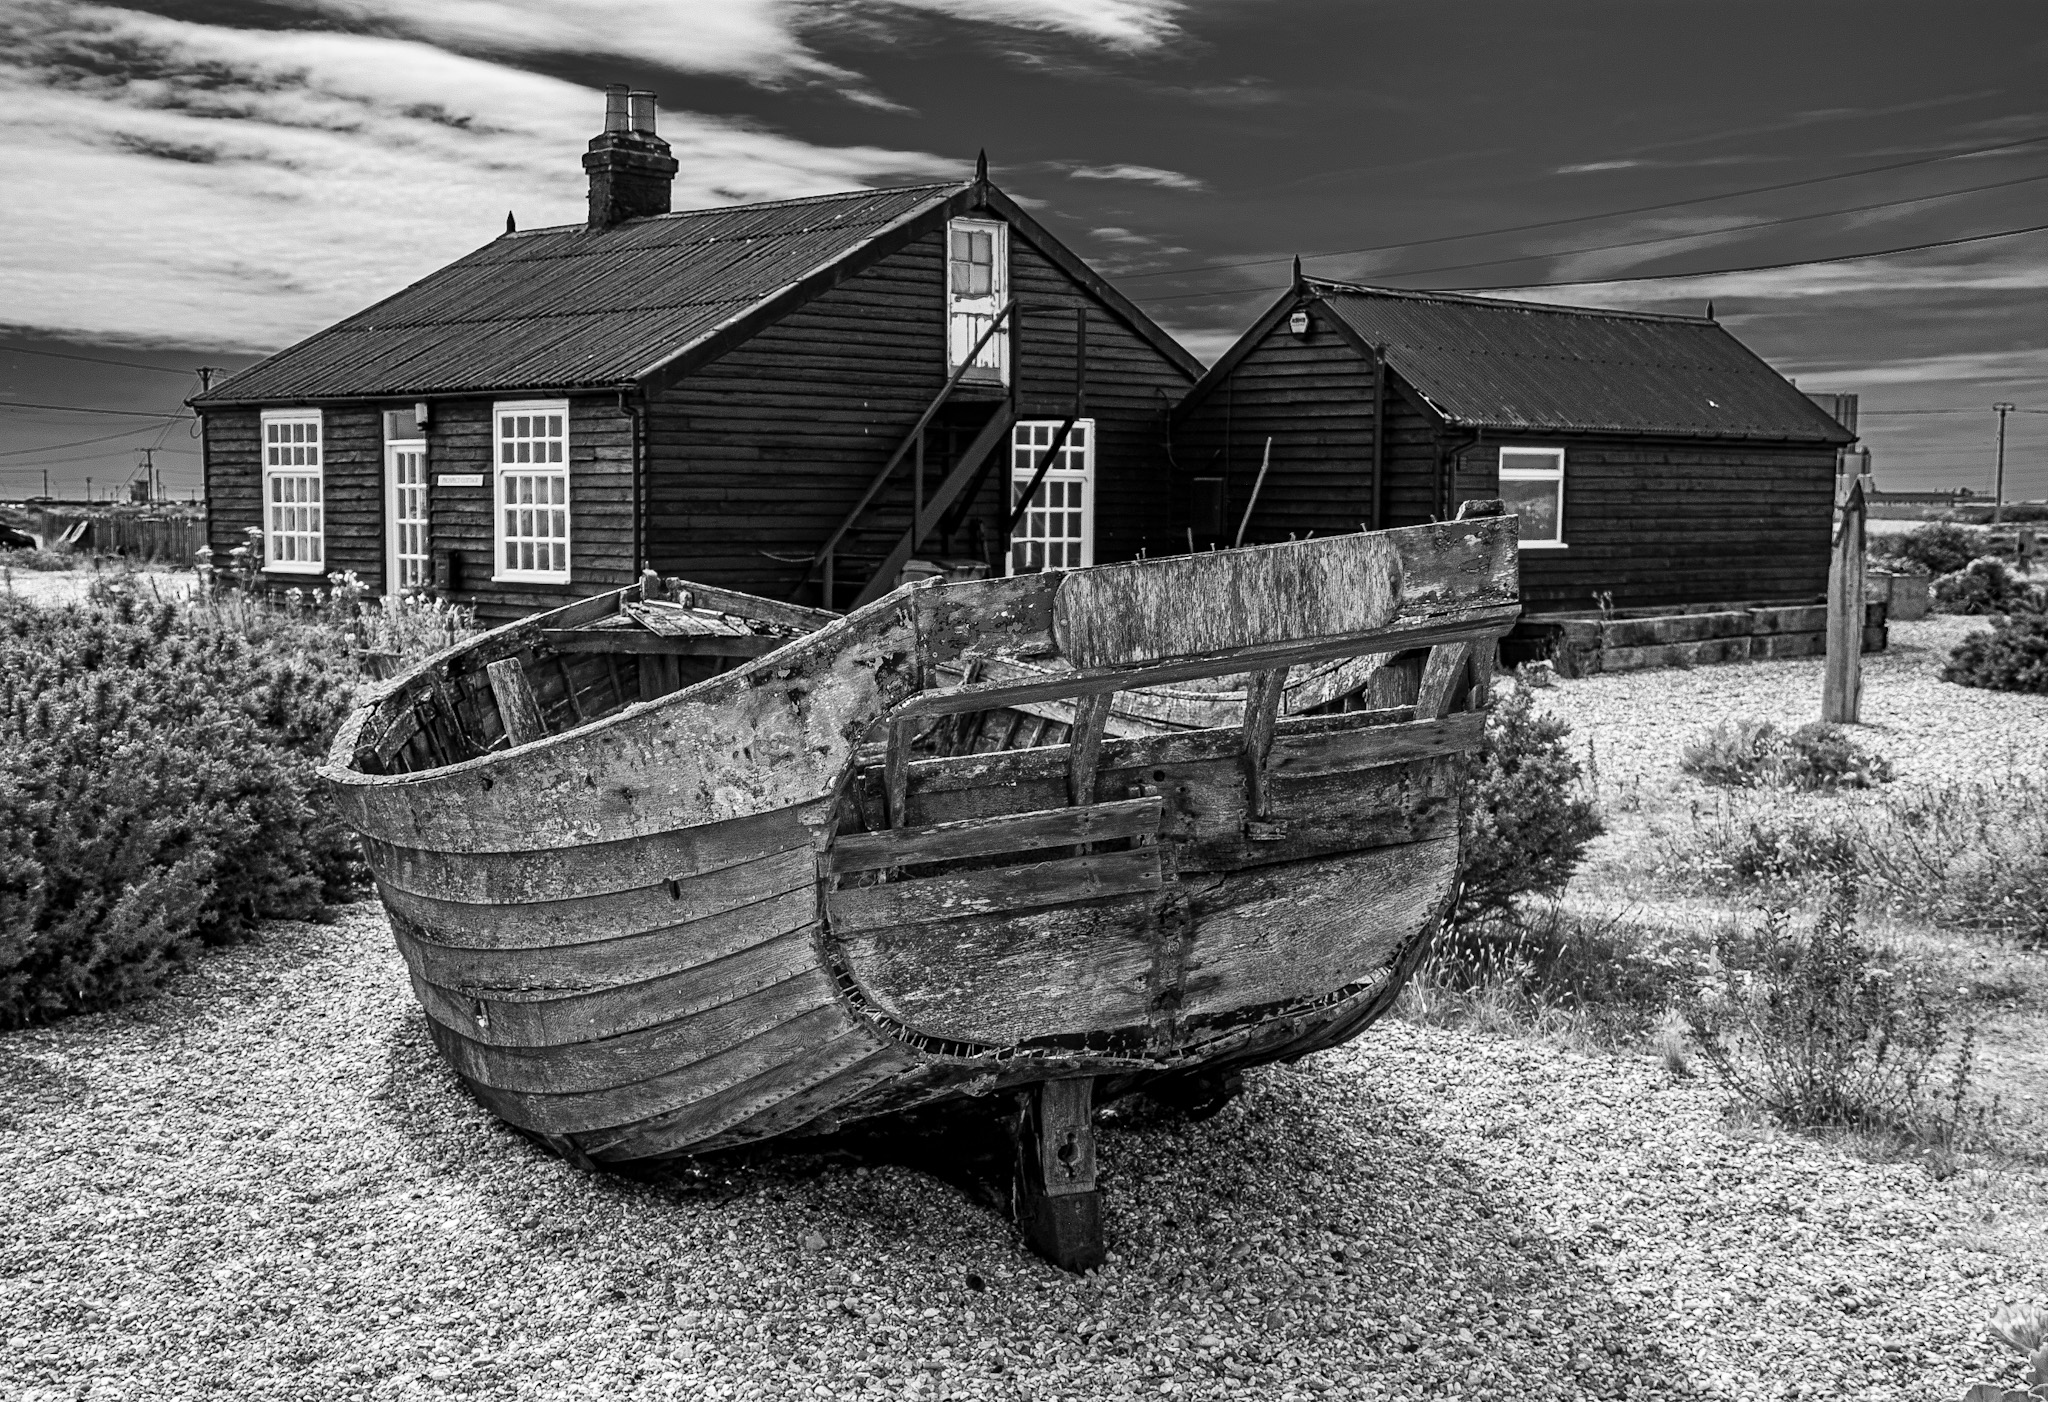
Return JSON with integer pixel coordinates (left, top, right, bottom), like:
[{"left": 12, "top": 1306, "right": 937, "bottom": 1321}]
[
  {"left": 2, "top": 346, "right": 199, "bottom": 376},
  {"left": 0, "top": 399, "right": 195, "bottom": 418},
  {"left": 1114, "top": 130, "right": 2048, "bottom": 283},
  {"left": 0, "top": 423, "right": 174, "bottom": 457},
  {"left": 1448, "top": 220, "right": 2048, "bottom": 291},
  {"left": 1133, "top": 218, "right": 2048, "bottom": 305}
]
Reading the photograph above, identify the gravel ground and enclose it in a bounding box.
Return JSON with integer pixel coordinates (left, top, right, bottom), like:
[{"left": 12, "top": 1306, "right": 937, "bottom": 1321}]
[
  {"left": 0, "top": 563, "right": 197, "bottom": 608},
  {"left": 4, "top": 907, "right": 2043, "bottom": 1402},
  {"left": 1535, "top": 616, "right": 2048, "bottom": 798}
]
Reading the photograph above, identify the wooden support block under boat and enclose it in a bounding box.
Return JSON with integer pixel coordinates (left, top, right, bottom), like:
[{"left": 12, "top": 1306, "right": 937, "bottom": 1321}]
[{"left": 1014, "top": 1079, "right": 1104, "bottom": 1272}]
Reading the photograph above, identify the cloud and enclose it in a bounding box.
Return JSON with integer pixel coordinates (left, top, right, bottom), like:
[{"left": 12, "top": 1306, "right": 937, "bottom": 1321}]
[
  {"left": 1067, "top": 162, "right": 1206, "bottom": 190},
  {"left": 253, "top": 0, "right": 1184, "bottom": 93},
  {"left": 0, "top": 2, "right": 954, "bottom": 352}
]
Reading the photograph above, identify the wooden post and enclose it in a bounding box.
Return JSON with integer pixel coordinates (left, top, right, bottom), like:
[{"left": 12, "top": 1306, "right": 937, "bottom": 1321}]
[
  {"left": 485, "top": 658, "right": 548, "bottom": 748},
  {"left": 1014, "top": 1078, "right": 1103, "bottom": 1272},
  {"left": 1240, "top": 668, "right": 1286, "bottom": 820},
  {"left": 1824, "top": 474, "right": 1870, "bottom": 724},
  {"left": 1416, "top": 640, "right": 1474, "bottom": 720},
  {"left": 1066, "top": 692, "right": 1113, "bottom": 807}
]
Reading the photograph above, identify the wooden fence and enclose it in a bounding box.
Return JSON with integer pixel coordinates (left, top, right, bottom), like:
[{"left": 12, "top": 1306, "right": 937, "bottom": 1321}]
[{"left": 33, "top": 510, "right": 207, "bottom": 566}]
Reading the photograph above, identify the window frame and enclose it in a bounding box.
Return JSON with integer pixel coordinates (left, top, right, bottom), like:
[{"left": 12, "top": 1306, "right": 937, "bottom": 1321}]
[
  {"left": 260, "top": 408, "right": 325, "bottom": 575},
  {"left": 1006, "top": 418, "right": 1095, "bottom": 576},
  {"left": 946, "top": 217, "right": 1009, "bottom": 385},
  {"left": 1497, "top": 444, "right": 1567, "bottom": 549},
  {"left": 491, "top": 399, "right": 573, "bottom": 585}
]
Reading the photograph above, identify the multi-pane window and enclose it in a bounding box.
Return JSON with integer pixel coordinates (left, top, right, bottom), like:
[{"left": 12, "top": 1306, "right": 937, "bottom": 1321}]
[
  {"left": 1009, "top": 419, "right": 1093, "bottom": 574},
  {"left": 493, "top": 401, "right": 570, "bottom": 581},
  {"left": 387, "top": 445, "right": 429, "bottom": 592},
  {"left": 1498, "top": 446, "right": 1565, "bottom": 547},
  {"left": 947, "top": 218, "right": 1008, "bottom": 381},
  {"left": 260, "top": 409, "right": 323, "bottom": 573}
]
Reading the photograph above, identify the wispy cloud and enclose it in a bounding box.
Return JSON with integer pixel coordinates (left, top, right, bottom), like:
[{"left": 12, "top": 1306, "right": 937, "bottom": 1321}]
[
  {"left": 254, "top": 0, "right": 1185, "bottom": 95},
  {"left": 1067, "top": 162, "right": 1205, "bottom": 190},
  {"left": 0, "top": 2, "right": 952, "bottom": 351}
]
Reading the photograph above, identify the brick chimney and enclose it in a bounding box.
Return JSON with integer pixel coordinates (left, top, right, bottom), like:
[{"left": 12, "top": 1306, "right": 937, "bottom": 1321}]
[{"left": 583, "top": 86, "right": 678, "bottom": 231}]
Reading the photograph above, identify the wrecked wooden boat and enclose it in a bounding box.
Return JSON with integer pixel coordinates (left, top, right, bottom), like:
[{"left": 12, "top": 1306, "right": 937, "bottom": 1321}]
[{"left": 321, "top": 508, "right": 1519, "bottom": 1267}]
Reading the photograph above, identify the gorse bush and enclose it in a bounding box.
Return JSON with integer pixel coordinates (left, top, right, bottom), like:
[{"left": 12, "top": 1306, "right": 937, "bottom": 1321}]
[
  {"left": 1869, "top": 521, "right": 1986, "bottom": 577},
  {"left": 1943, "top": 607, "right": 2048, "bottom": 695},
  {"left": 1683, "top": 877, "right": 1978, "bottom": 1136},
  {"left": 1680, "top": 718, "right": 1893, "bottom": 791},
  {"left": 0, "top": 585, "right": 370, "bottom": 1026},
  {"left": 1, "top": 547, "right": 80, "bottom": 574},
  {"left": 1456, "top": 683, "right": 1604, "bottom": 924},
  {"left": 1932, "top": 556, "right": 2046, "bottom": 616}
]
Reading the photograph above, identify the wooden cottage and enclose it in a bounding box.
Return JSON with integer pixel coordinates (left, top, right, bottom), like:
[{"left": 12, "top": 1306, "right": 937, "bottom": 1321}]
[
  {"left": 192, "top": 90, "right": 1200, "bottom": 623},
  {"left": 1170, "top": 275, "right": 1856, "bottom": 614}
]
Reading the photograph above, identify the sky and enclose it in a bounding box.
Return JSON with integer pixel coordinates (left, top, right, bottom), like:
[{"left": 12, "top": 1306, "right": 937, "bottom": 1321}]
[{"left": 3, "top": 0, "right": 2046, "bottom": 503}]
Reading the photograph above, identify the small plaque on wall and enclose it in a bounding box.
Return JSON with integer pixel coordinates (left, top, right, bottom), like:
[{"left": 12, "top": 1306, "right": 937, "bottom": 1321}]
[{"left": 436, "top": 473, "right": 485, "bottom": 488}]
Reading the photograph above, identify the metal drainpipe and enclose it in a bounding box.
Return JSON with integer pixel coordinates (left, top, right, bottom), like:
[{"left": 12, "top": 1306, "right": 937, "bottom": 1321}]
[{"left": 619, "top": 388, "right": 646, "bottom": 580}]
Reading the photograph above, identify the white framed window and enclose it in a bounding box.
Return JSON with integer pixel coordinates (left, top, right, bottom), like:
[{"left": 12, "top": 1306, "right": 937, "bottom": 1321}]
[
  {"left": 1008, "top": 419, "right": 1094, "bottom": 574},
  {"left": 492, "top": 400, "right": 571, "bottom": 583},
  {"left": 260, "top": 408, "right": 324, "bottom": 573},
  {"left": 1499, "top": 445, "right": 1566, "bottom": 548},
  {"left": 947, "top": 218, "right": 1008, "bottom": 384}
]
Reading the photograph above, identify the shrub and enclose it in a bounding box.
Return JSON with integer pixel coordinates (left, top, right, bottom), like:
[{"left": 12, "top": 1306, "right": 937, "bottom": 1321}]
[
  {"left": 1870, "top": 521, "right": 1985, "bottom": 577},
  {"left": 1456, "top": 684, "right": 1604, "bottom": 924},
  {"left": 1942, "top": 607, "right": 2048, "bottom": 694},
  {"left": 1681, "top": 718, "right": 1892, "bottom": 791},
  {"left": 1858, "top": 775, "right": 2048, "bottom": 946},
  {"left": 0, "top": 590, "right": 361, "bottom": 1026},
  {"left": 1683, "top": 877, "right": 1977, "bottom": 1135},
  {"left": 0, "top": 547, "right": 79, "bottom": 573},
  {"left": 1933, "top": 556, "right": 2046, "bottom": 616}
]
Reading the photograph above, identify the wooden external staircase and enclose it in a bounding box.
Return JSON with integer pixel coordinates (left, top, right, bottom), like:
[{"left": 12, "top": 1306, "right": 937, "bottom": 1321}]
[{"left": 800, "top": 302, "right": 1090, "bottom": 611}]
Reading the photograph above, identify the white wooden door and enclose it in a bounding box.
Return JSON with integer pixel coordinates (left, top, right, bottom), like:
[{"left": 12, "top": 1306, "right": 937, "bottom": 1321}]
[{"left": 386, "top": 442, "right": 429, "bottom": 594}]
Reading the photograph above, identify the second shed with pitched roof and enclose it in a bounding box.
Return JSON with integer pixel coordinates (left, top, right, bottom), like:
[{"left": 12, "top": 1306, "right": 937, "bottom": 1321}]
[{"left": 1169, "top": 275, "right": 1855, "bottom": 613}]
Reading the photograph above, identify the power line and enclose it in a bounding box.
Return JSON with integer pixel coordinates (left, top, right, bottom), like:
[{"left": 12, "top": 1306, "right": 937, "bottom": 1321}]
[
  {"left": 1134, "top": 217, "right": 2048, "bottom": 306},
  {"left": 1115, "top": 130, "right": 2048, "bottom": 284},
  {"left": 1448, "top": 220, "right": 2048, "bottom": 291},
  {"left": 1, "top": 346, "right": 200, "bottom": 377},
  {"left": 1863, "top": 407, "right": 2048, "bottom": 416},
  {"left": 0, "top": 423, "right": 174, "bottom": 457},
  {"left": 1358, "top": 170, "right": 2048, "bottom": 285},
  {"left": 0, "top": 399, "right": 195, "bottom": 419}
]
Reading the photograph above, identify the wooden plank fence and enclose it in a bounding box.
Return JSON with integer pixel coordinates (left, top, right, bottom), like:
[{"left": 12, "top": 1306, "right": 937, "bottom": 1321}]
[{"left": 32, "top": 510, "right": 207, "bottom": 566}]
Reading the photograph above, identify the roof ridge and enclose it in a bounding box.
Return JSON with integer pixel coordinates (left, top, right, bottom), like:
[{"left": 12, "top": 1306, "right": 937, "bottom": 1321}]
[
  {"left": 506, "top": 180, "right": 970, "bottom": 239},
  {"left": 1305, "top": 277, "right": 1715, "bottom": 326}
]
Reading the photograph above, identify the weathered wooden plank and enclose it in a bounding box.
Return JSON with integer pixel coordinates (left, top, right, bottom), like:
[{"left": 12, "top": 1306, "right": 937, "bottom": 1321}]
[
  {"left": 357, "top": 806, "right": 823, "bottom": 909},
  {"left": 407, "top": 925, "right": 829, "bottom": 1050},
  {"left": 1177, "top": 836, "right": 1457, "bottom": 1020},
  {"left": 1240, "top": 668, "right": 1286, "bottom": 819},
  {"left": 575, "top": 1029, "right": 899, "bottom": 1160},
  {"left": 827, "top": 796, "right": 1163, "bottom": 875},
  {"left": 827, "top": 847, "right": 1163, "bottom": 933},
  {"left": 1415, "top": 641, "right": 1472, "bottom": 721},
  {"left": 1067, "top": 691, "right": 1114, "bottom": 806},
  {"left": 835, "top": 892, "right": 1160, "bottom": 1042},
  {"left": 433, "top": 998, "right": 857, "bottom": 1136},
  {"left": 896, "top": 608, "right": 1518, "bottom": 718},
  {"left": 1051, "top": 532, "right": 1401, "bottom": 668},
  {"left": 884, "top": 717, "right": 914, "bottom": 829},
  {"left": 387, "top": 884, "right": 816, "bottom": 991},
  {"left": 485, "top": 658, "right": 549, "bottom": 748},
  {"left": 542, "top": 629, "right": 783, "bottom": 658},
  {"left": 659, "top": 581, "right": 838, "bottom": 635}
]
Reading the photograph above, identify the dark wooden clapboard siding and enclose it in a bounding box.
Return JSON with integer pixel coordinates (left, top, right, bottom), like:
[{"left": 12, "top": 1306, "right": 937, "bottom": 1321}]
[
  {"left": 200, "top": 403, "right": 380, "bottom": 583},
  {"left": 641, "top": 225, "right": 1194, "bottom": 603},
  {"left": 1458, "top": 438, "right": 1839, "bottom": 610}
]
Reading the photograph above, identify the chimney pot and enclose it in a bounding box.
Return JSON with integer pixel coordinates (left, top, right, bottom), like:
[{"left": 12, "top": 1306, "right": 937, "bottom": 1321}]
[
  {"left": 628, "top": 90, "right": 657, "bottom": 136},
  {"left": 584, "top": 86, "right": 678, "bottom": 230}
]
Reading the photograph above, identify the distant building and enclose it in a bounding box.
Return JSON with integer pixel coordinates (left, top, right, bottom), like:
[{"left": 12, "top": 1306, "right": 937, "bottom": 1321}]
[{"left": 1170, "top": 276, "right": 1855, "bottom": 611}]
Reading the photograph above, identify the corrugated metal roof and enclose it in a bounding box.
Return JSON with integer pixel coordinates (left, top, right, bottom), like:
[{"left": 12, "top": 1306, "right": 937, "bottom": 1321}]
[
  {"left": 1313, "top": 281, "right": 1853, "bottom": 443},
  {"left": 194, "top": 183, "right": 966, "bottom": 405}
]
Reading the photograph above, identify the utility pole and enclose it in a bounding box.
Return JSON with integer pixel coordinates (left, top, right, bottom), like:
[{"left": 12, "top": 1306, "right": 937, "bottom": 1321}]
[
  {"left": 42, "top": 469, "right": 48, "bottom": 499},
  {"left": 1992, "top": 402, "right": 2015, "bottom": 524},
  {"left": 85, "top": 476, "right": 92, "bottom": 503},
  {"left": 139, "top": 448, "right": 156, "bottom": 503}
]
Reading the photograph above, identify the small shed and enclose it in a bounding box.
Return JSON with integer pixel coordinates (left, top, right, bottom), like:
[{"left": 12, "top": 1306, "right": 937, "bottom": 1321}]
[{"left": 1170, "top": 275, "right": 1856, "bottom": 614}]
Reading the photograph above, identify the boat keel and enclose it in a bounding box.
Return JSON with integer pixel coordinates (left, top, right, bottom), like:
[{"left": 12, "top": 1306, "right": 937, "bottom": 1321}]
[{"left": 1012, "top": 1077, "right": 1104, "bottom": 1272}]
